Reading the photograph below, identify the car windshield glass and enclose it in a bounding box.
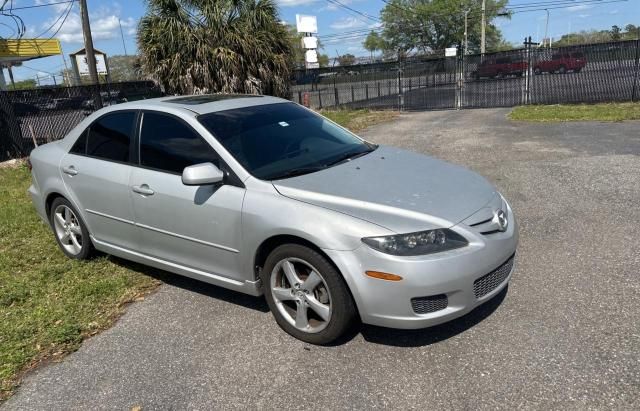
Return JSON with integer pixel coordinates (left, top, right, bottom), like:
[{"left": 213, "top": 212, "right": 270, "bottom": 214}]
[{"left": 198, "top": 103, "right": 376, "bottom": 180}]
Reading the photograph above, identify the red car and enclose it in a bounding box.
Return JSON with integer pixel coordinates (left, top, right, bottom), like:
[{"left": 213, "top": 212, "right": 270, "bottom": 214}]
[
  {"left": 534, "top": 52, "right": 586, "bottom": 74},
  {"left": 473, "top": 56, "right": 528, "bottom": 79}
]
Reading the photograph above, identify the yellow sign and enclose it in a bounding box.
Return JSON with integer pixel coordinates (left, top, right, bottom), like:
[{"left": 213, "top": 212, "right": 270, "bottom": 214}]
[{"left": 0, "top": 39, "right": 62, "bottom": 62}]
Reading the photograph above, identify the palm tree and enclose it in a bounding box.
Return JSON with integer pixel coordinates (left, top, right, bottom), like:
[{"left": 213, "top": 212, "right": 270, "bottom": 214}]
[{"left": 138, "top": 0, "right": 292, "bottom": 97}]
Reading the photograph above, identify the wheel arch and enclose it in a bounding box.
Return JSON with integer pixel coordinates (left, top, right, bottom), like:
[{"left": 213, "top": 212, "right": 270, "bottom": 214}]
[
  {"left": 45, "top": 191, "right": 66, "bottom": 219},
  {"left": 253, "top": 234, "right": 361, "bottom": 309}
]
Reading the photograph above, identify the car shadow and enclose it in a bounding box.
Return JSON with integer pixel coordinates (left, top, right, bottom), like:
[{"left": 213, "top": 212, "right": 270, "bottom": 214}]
[
  {"left": 107, "top": 254, "right": 507, "bottom": 346},
  {"left": 107, "top": 255, "right": 270, "bottom": 313},
  {"left": 355, "top": 286, "right": 509, "bottom": 347}
]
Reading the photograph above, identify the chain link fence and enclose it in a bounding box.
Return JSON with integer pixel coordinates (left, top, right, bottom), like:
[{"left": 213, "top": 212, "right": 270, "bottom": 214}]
[
  {"left": 1, "top": 81, "right": 162, "bottom": 161},
  {"left": 1, "top": 39, "right": 639, "bottom": 162},
  {"left": 292, "top": 39, "right": 640, "bottom": 111}
]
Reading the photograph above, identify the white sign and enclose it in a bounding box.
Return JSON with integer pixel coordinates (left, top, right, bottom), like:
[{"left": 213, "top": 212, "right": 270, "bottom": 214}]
[
  {"left": 75, "top": 53, "right": 108, "bottom": 76},
  {"left": 305, "top": 49, "right": 318, "bottom": 64},
  {"left": 296, "top": 14, "right": 317, "bottom": 34},
  {"left": 445, "top": 47, "right": 457, "bottom": 57},
  {"left": 306, "top": 62, "right": 320, "bottom": 69},
  {"left": 302, "top": 36, "right": 318, "bottom": 50}
]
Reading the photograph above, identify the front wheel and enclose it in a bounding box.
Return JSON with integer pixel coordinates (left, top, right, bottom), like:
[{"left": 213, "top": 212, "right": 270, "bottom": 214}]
[
  {"left": 262, "top": 244, "right": 357, "bottom": 344},
  {"left": 557, "top": 65, "right": 567, "bottom": 74}
]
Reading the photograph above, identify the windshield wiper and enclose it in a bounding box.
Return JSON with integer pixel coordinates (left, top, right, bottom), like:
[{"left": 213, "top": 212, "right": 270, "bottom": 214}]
[
  {"left": 267, "top": 166, "right": 328, "bottom": 180},
  {"left": 325, "top": 148, "right": 375, "bottom": 167}
]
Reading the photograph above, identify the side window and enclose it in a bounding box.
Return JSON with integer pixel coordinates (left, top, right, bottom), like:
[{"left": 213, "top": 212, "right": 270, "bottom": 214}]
[
  {"left": 139, "top": 112, "right": 219, "bottom": 174},
  {"left": 69, "top": 129, "right": 87, "bottom": 155},
  {"left": 86, "top": 111, "right": 135, "bottom": 162}
]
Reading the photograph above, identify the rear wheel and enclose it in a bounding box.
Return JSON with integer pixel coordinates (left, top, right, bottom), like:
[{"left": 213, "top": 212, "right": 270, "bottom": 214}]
[
  {"left": 574, "top": 68, "right": 582, "bottom": 73},
  {"left": 49, "top": 197, "right": 94, "bottom": 260},
  {"left": 262, "top": 244, "right": 357, "bottom": 345},
  {"left": 534, "top": 67, "right": 542, "bottom": 75},
  {"left": 557, "top": 65, "right": 567, "bottom": 74}
]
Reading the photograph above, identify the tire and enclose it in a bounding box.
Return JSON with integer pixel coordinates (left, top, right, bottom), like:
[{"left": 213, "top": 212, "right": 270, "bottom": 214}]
[
  {"left": 534, "top": 67, "right": 542, "bottom": 75},
  {"left": 574, "top": 68, "right": 582, "bottom": 73},
  {"left": 558, "top": 65, "right": 567, "bottom": 74},
  {"left": 261, "top": 244, "right": 357, "bottom": 345},
  {"left": 495, "top": 71, "right": 504, "bottom": 79},
  {"left": 49, "top": 197, "right": 94, "bottom": 260}
]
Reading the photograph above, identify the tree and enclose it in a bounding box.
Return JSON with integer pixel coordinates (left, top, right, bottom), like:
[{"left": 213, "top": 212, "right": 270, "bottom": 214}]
[
  {"left": 380, "top": 0, "right": 509, "bottom": 54},
  {"left": 611, "top": 25, "right": 621, "bottom": 41},
  {"left": 286, "top": 24, "right": 330, "bottom": 68},
  {"left": 363, "top": 31, "right": 386, "bottom": 60},
  {"left": 107, "top": 55, "right": 142, "bottom": 82},
  {"left": 337, "top": 54, "right": 356, "bottom": 66},
  {"left": 10, "top": 79, "right": 37, "bottom": 90},
  {"left": 138, "top": 0, "right": 292, "bottom": 96}
]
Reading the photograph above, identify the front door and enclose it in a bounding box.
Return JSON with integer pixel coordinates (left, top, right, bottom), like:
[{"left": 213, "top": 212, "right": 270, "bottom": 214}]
[{"left": 130, "top": 111, "right": 246, "bottom": 281}]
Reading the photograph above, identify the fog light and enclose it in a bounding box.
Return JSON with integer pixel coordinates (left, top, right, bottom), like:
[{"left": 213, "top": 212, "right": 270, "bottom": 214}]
[{"left": 365, "top": 271, "right": 403, "bottom": 281}]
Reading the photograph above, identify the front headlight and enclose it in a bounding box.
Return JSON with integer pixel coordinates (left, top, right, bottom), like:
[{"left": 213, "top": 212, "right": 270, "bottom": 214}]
[{"left": 362, "top": 229, "right": 468, "bottom": 256}]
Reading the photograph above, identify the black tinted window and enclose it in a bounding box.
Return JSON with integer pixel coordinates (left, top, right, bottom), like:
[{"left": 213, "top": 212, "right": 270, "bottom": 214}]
[
  {"left": 86, "top": 112, "right": 135, "bottom": 162},
  {"left": 70, "top": 129, "right": 87, "bottom": 154},
  {"left": 140, "top": 112, "right": 218, "bottom": 174}
]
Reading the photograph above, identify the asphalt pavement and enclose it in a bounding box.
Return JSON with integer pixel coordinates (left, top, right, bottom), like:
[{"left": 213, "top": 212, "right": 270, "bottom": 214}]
[{"left": 4, "top": 108, "right": 640, "bottom": 410}]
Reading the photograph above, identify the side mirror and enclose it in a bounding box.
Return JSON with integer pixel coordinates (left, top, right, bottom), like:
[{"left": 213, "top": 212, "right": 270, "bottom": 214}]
[{"left": 182, "top": 162, "right": 224, "bottom": 186}]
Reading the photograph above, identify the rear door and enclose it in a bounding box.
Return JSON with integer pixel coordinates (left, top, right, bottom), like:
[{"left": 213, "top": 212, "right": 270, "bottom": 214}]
[
  {"left": 130, "top": 111, "right": 246, "bottom": 281},
  {"left": 61, "top": 110, "right": 138, "bottom": 250}
]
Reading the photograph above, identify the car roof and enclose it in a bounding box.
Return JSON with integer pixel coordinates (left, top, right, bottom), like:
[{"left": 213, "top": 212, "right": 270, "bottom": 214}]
[{"left": 110, "top": 94, "right": 290, "bottom": 115}]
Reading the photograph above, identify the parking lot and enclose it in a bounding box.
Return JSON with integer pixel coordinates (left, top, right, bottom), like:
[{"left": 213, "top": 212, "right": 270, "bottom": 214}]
[{"left": 5, "top": 108, "right": 640, "bottom": 409}]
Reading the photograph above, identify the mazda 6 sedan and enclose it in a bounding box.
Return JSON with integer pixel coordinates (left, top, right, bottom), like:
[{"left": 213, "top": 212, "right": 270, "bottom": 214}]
[{"left": 28, "top": 95, "right": 518, "bottom": 344}]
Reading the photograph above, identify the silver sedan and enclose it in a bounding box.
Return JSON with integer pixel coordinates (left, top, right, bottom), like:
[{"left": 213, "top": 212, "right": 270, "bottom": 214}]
[{"left": 28, "top": 95, "right": 518, "bottom": 344}]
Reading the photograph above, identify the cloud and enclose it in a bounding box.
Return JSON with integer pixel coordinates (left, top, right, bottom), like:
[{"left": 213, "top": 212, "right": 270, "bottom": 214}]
[
  {"left": 579, "top": 14, "right": 590, "bottom": 18},
  {"left": 39, "top": 3, "right": 137, "bottom": 44},
  {"left": 330, "top": 17, "right": 366, "bottom": 30},
  {"left": 277, "top": 0, "right": 318, "bottom": 6},
  {"left": 567, "top": 5, "right": 593, "bottom": 12},
  {"left": 609, "top": 9, "right": 619, "bottom": 15}
]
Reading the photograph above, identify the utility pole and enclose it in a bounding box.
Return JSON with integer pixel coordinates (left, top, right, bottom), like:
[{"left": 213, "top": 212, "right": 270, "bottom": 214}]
[
  {"left": 544, "top": 9, "right": 550, "bottom": 48},
  {"left": 79, "top": 0, "right": 99, "bottom": 85},
  {"left": 118, "top": 18, "right": 128, "bottom": 56},
  {"left": 481, "top": 0, "right": 486, "bottom": 55},
  {"left": 464, "top": 9, "right": 470, "bottom": 55}
]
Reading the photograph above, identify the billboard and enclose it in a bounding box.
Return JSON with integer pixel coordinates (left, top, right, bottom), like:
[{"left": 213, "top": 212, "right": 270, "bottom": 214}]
[
  {"left": 75, "top": 53, "right": 108, "bottom": 76},
  {"left": 296, "top": 14, "right": 317, "bottom": 34}
]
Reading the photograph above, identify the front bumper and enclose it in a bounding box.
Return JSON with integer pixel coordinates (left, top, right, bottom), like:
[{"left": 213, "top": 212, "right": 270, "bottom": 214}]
[{"left": 324, "top": 207, "right": 519, "bottom": 329}]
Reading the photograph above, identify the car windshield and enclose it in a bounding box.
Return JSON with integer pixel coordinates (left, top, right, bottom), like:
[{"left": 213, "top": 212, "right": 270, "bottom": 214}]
[{"left": 198, "top": 103, "right": 376, "bottom": 180}]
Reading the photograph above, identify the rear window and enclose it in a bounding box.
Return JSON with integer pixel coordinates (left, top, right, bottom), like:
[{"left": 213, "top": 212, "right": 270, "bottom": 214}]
[
  {"left": 86, "top": 111, "right": 136, "bottom": 163},
  {"left": 572, "top": 52, "right": 584, "bottom": 58}
]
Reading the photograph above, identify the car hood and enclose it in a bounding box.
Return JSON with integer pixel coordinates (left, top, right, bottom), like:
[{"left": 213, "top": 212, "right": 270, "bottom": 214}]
[{"left": 272, "top": 146, "right": 497, "bottom": 233}]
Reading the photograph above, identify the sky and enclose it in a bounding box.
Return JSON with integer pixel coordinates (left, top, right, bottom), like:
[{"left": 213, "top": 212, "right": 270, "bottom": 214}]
[{"left": 1, "top": 0, "right": 638, "bottom": 84}]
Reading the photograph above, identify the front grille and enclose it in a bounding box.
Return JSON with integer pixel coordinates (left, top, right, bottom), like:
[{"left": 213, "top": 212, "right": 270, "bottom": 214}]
[
  {"left": 473, "top": 254, "right": 515, "bottom": 299},
  {"left": 411, "top": 294, "right": 448, "bottom": 314}
]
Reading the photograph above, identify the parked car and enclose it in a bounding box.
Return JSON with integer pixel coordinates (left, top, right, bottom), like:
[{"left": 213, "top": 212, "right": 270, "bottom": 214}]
[
  {"left": 534, "top": 52, "right": 587, "bottom": 74},
  {"left": 28, "top": 95, "right": 518, "bottom": 344},
  {"left": 474, "top": 56, "right": 528, "bottom": 79}
]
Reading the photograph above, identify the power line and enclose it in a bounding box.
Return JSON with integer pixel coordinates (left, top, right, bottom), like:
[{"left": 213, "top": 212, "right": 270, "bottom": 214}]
[
  {"left": 1, "top": 0, "right": 76, "bottom": 12},
  {"left": 33, "top": 0, "right": 74, "bottom": 39},
  {"left": 325, "top": 0, "right": 380, "bottom": 22}
]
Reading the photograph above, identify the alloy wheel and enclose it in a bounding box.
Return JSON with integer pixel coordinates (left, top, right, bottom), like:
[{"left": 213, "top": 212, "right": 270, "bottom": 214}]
[
  {"left": 270, "top": 258, "right": 332, "bottom": 333},
  {"left": 52, "top": 204, "right": 83, "bottom": 256}
]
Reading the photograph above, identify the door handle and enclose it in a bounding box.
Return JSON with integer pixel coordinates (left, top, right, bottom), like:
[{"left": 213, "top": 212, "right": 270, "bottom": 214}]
[
  {"left": 132, "top": 184, "right": 155, "bottom": 196},
  {"left": 62, "top": 166, "right": 78, "bottom": 176}
]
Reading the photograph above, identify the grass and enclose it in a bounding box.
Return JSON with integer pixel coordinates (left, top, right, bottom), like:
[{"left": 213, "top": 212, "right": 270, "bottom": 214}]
[
  {"left": 0, "top": 165, "right": 162, "bottom": 400},
  {"left": 321, "top": 109, "right": 398, "bottom": 132},
  {"left": 0, "top": 110, "right": 396, "bottom": 400},
  {"left": 509, "top": 102, "right": 640, "bottom": 122}
]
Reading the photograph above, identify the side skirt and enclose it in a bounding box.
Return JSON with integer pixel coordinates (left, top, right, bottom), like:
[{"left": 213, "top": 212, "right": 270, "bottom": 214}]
[{"left": 91, "top": 236, "right": 263, "bottom": 297}]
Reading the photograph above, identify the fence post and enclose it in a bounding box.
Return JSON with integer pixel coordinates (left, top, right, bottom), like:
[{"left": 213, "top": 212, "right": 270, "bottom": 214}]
[
  {"left": 377, "top": 82, "right": 381, "bottom": 97},
  {"left": 398, "top": 57, "right": 404, "bottom": 111},
  {"left": 318, "top": 89, "right": 322, "bottom": 109},
  {"left": 365, "top": 83, "right": 369, "bottom": 100},
  {"left": 335, "top": 88, "right": 340, "bottom": 106},
  {"left": 351, "top": 85, "right": 355, "bottom": 102},
  {"left": 632, "top": 34, "right": 640, "bottom": 102}
]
